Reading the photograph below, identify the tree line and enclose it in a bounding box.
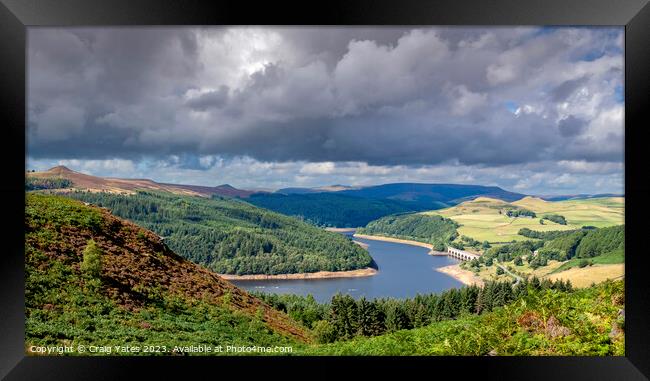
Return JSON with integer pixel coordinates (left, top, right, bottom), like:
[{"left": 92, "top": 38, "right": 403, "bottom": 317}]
[
  {"left": 25, "top": 177, "right": 72, "bottom": 191},
  {"left": 505, "top": 208, "right": 537, "bottom": 218},
  {"left": 358, "top": 213, "right": 459, "bottom": 251},
  {"left": 255, "top": 277, "right": 572, "bottom": 343},
  {"left": 479, "top": 225, "right": 624, "bottom": 269}
]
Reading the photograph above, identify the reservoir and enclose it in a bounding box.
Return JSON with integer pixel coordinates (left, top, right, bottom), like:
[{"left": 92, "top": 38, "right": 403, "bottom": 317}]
[{"left": 231, "top": 232, "right": 464, "bottom": 303}]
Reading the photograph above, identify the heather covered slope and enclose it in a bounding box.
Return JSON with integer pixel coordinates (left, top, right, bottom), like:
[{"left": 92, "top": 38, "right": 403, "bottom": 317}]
[{"left": 25, "top": 194, "right": 310, "bottom": 353}]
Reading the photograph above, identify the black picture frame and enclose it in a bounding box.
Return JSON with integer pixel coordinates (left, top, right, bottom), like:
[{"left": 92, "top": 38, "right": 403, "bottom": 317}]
[{"left": 1, "top": 0, "right": 648, "bottom": 379}]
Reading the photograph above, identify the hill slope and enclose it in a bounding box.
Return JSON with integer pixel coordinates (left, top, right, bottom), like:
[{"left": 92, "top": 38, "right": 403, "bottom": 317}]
[
  {"left": 25, "top": 194, "right": 310, "bottom": 353},
  {"left": 248, "top": 184, "right": 525, "bottom": 227},
  {"left": 305, "top": 280, "right": 625, "bottom": 355},
  {"left": 64, "top": 191, "right": 373, "bottom": 275},
  {"left": 27, "top": 166, "right": 254, "bottom": 198},
  {"left": 339, "top": 183, "right": 525, "bottom": 204},
  {"left": 422, "top": 196, "right": 624, "bottom": 243},
  {"left": 247, "top": 192, "right": 420, "bottom": 227}
]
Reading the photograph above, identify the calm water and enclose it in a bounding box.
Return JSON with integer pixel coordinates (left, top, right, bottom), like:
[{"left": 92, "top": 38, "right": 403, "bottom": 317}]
[{"left": 231, "top": 232, "right": 463, "bottom": 302}]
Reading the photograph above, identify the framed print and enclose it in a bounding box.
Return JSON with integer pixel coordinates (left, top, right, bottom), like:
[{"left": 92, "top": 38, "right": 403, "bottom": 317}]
[{"left": 1, "top": 0, "right": 649, "bottom": 379}]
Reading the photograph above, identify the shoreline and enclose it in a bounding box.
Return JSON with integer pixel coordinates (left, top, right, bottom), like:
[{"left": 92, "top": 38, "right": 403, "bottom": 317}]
[
  {"left": 353, "top": 240, "right": 369, "bottom": 249},
  {"left": 436, "top": 264, "right": 485, "bottom": 287},
  {"left": 218, "top": 267, "right": 378, "bottom": 281},
  {"left": 324, "top": 227, "right": 358, "bottom": 233},
  {"left": 353, "top": 233, "right": 434, "bottom": 251}
]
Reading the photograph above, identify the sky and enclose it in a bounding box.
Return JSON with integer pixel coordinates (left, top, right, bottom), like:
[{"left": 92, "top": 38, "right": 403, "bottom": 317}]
[{"left": 26, "top": 26, "right": 624, "bottom": 195}]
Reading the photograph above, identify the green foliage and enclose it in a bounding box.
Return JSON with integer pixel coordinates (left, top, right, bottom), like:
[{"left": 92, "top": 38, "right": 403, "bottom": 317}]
[
  {"left": 461, "top": 235, "right": 481, "bottom": 248},
  {"left": 533, "top": 225, "right": 625, "bottom": 268},
  {"left": 252, "top": 292, "right": 328, "bottom": 329},
  {"left": 80, "top": 239, "right": 102, "bottom": 278},
  {"left": 506, "top": 208, "right": 536, "bottom": 218},
  {"left": 552, "top": 248, "right": 624, "bottom": 273},
  {"left": 541, "top": 214, "right": 567, "bottom": 225},
  {"left": 25, "top": 194, "right": 301, "bottom": 355},
  {"left": 304, "top": 280, "right": 624, "bottom": 356},
  {"left": 26, "top": 194, "right": 104, "bottom": 233},
  {"left": 484, "top": 240, "right": 543, "bottom": 263},
  {"left": 257, "top": 278, "right": 568, "bottom": 344},
  {"left": 539, "top": 231, "right": 586, "bottom": 260},
  {"left": 65, "top": 191, "right": 372, "bottom": 275},
  {"left": 575, "top": 225, "right": 624, "bottom": 259},
  {"left": 358, "top": 213, "right": 458, "bottom": 248},
  {"left": 25, "top": 177, "right": 72, "bottom": 191},
  {"left": 312, "top": 320, "right": 337, "bottom": 344},
  {"left": 518, "top": 227, "right": 581, "bottom": 240}
]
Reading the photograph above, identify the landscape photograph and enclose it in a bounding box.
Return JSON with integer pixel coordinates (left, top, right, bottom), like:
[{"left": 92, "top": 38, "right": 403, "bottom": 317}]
[{"left": 25, "top": 26, "right": 624, "bottom": 356}]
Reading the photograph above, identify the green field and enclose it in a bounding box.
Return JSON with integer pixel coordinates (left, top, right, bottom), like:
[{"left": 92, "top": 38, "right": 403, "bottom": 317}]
[{"left": 422, "top": 196, "right": 624, "bottom": 244}]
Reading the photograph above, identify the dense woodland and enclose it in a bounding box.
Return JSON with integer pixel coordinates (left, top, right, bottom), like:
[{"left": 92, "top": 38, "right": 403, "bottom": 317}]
[
  {"left": 476, "top": 225, "right": 624, "bottom": 269},
  {"left": 357, "top": 213, "right": 459, "bottom": 250},
  {"left": 255, "top": 277, "right": 572, "bottom": 343},
  {"left": 247, "top": 192, "right": 421, "bottom": 227},
  {"left": 65, "top": 191, "right": 372, "bottom": 275},
  {"left": 25, "top": 177, "right": 72, "bottom": 191},
  {"left": 305, "top": 280, "right": 624, "bottom": 356}
]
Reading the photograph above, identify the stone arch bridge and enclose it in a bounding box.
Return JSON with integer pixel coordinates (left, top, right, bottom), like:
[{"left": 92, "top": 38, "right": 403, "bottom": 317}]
[{"left": 447, "top": 247, "right": 480, "bottom": 261}]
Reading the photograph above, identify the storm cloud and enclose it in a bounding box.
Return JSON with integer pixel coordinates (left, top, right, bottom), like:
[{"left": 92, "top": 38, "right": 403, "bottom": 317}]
[{"left": 27, "top": 27, "right": 624, "bottom": 194}]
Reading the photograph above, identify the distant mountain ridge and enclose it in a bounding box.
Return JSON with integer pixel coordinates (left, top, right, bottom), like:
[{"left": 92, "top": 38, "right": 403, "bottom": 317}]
[
  {"left": 27, "top": 166, "right": 255, "bottom": 198},
  {"left": 277, "top": 185, "right": 360, "bottom": 194},
  {"left": 248, "top": 183, "right": 528, "bottom": 227},
  {"left": 539, "top": 193, "right": 625, "bottom": 201},
  {"left": 337, "top": 183, "right": 525, "bottom": 203}
]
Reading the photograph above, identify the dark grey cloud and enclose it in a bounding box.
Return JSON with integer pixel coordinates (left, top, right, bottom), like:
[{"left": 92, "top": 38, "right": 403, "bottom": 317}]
[
  {"left": 558, "top": 115, "right": 588, "bottom": 137},
  {"left": 551, "top": 75, "right": 591, "bottom": 101},
  {"left": 27, "top": 26, "right": 624, "bottom": 171},
  {"left": 185, "top": 86, "right": 230, "bottom": 110}
]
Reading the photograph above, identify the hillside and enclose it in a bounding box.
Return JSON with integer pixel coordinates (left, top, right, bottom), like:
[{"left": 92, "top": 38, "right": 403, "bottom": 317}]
[
  {"left": 27, "top": 166, "right": 254, "bottom": 198},
  {"left": 357, "top": 214, "right": 459, "bottom": 251},
  {"left": 25, "top": 194, "right": 310, "bottom": 354},
  {"left": 248, "top": 184, "right": 525, "bottom": 228},
  {"left": 247, "top": 192, "right": 420, "bottom": 227},
  {"left": 339, "top": 183, "right": 525, "bottom": 204},
  {"left": 64, "top": 191, "right": 373, "bottom": 275},
  {"left": 276, "top": 185, "right": 359, "bottom": 194},
  {"left": 422, "top": 196, "right": 624, "bottom": 243},
  {"left": 304, "top": 280, "right": 625, "bottom": 355}
]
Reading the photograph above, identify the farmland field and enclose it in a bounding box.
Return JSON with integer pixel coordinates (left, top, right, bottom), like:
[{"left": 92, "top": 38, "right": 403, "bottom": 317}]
[{"left": 422, "top": 196, "right": 624, "bottom": 244}]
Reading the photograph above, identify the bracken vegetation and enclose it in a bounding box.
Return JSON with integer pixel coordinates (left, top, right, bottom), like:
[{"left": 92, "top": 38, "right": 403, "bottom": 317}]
[{"left": 25, "top": 194, "right": 309, "bottom": 355}]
